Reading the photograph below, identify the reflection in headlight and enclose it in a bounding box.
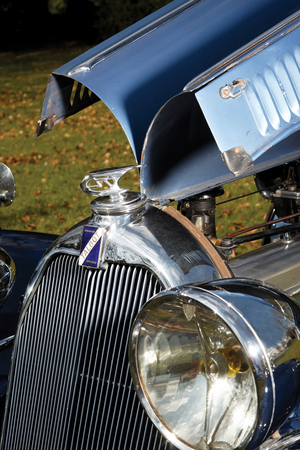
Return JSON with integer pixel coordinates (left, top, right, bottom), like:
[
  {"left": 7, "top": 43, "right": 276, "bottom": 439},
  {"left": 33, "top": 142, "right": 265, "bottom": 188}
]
[{"left": 137, "top": 300, "right": 258, "bottom": 450}]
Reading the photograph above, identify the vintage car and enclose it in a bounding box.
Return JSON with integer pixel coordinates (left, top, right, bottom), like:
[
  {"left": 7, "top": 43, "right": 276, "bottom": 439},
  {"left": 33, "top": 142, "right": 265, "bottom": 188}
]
[{"left": 2, "top": 0, "right": 300, "bottom": 449}]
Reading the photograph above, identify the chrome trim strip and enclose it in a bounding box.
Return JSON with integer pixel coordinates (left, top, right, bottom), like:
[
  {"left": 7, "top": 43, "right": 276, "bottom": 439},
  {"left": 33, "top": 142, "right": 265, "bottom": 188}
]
[
  {"left": 67, "top": 0, "right": 203, "bottom": 76},
  {"left": 0, "top": 335, "right": 14, "bottom": 352},
  {"left": 185, "top": 10, "right": 300, "bottom": 92},
  {"left": 260, "top": 430, "right": 300, "bottom": 450}
]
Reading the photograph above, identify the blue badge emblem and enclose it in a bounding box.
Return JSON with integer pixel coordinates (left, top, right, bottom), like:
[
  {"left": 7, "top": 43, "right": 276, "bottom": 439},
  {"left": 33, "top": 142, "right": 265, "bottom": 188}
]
[{"left": 79, "top": 225, "right": 104, "bottom": 268}]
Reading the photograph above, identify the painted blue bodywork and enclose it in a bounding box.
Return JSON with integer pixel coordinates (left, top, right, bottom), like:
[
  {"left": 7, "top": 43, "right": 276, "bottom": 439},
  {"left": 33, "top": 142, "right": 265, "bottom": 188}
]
[{"left": 37, "top": 0, "right": 300, "bottom": 201}]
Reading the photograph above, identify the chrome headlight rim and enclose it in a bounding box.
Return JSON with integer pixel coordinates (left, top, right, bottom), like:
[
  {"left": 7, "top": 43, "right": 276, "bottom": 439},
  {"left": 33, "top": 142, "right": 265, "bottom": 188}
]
[
  {"left": 130, "top": 280, "right": 300, "bottom": 450},
  {"left": 130, "top": 289, "right": 266, "bottom": 450}
]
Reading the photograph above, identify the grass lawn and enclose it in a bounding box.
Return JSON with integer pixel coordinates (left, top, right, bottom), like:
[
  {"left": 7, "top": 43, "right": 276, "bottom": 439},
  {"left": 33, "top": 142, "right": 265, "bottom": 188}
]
[{"left": 0, "top": 46, "right": 269, "bottom": 256}]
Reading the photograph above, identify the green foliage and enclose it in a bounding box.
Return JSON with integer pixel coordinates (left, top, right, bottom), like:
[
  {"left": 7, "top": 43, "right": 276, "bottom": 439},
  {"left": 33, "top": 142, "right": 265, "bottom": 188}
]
[
  {"left": 0, "top": 0, "right": 172, "bottom": 52},
  {"left": 0, "top": 47, "right": 269, "bottom": 257},
  {"left": 91, "top": 0, "right": 173, "bottom": 41},
  {"left": 0, "top": 47, "right": 136, "bottom": 235},
  {"left": 48, "top": 0, "right": 68, "bottom": 15},
  {"left": 46, "top": 0, "right": 173, "bottom": 42},
  {"left": 215, "top": 178, "right": 269, "bottom": 256}
]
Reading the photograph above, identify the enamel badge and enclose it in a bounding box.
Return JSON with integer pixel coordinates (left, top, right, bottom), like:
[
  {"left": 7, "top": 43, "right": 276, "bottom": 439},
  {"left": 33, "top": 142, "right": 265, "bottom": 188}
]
[{"left": 79, "top": 225, "right": 104, "bottom": 268}]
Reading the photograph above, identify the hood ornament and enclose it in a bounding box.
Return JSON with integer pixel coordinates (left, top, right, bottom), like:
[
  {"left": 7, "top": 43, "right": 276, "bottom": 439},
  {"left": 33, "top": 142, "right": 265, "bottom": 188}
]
[
  {"left": 80, "top": 165, "right": 136, "bottom": 197},
  {"left": 80, "top": 165, "right": 147, "bottom": 215}
]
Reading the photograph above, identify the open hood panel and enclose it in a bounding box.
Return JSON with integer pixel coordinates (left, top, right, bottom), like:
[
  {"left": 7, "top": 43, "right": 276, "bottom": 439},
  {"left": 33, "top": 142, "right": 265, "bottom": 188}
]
[
  {"left": 141, "top": 9, "right": 300, "bottom": 201},
  {"left": 36, "top": 0, "right": 300, "bottom": 201}
]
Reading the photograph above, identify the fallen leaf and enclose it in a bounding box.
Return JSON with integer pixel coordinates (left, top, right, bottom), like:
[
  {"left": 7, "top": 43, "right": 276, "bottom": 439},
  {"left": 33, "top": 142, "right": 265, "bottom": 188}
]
[{"left": 49, "top": 158, "right": 59, "bottom": 165}]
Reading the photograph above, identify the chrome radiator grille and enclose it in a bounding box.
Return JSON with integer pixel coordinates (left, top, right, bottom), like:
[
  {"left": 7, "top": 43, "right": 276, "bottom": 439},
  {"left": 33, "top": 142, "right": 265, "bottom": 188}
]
[{"left": 2, "top": 254, "right": 173, "bottom": 450}]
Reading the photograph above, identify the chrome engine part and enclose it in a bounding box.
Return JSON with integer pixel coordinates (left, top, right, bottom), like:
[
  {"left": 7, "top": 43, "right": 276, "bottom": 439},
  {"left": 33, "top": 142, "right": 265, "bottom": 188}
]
[
  {"left": 255, "top": 161, "right": 300, "bottom": 223},
  {"left": 229, "top": 232, "right": 300, "bottom": 299},
  {"left": 178, "top": 187, "right": 224, "bottom": 238}
]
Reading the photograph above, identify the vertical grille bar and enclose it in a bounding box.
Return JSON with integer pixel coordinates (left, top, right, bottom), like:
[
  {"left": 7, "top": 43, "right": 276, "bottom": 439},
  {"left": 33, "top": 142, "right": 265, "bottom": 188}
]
[
  {"left": 2, "top": 255, "right": 175, "bottom": 450},
  {"left": 50, "top": 258, "right": 91, "bottom": 450}
]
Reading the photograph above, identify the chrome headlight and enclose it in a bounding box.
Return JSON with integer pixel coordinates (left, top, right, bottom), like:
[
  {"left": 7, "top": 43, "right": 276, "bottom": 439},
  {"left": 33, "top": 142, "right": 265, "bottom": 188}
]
[{"left": 129, "top": 279, "right": 300, "bottom": 450}]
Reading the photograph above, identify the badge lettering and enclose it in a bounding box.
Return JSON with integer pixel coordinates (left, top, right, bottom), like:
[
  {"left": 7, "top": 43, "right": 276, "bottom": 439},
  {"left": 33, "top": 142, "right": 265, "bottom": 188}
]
[{"left": 79, "top": 226, "right": 104, "bottom": 268}]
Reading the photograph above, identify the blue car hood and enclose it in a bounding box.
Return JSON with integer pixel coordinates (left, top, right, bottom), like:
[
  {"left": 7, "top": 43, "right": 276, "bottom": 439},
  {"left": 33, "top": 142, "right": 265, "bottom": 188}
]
[{"left": 36, "top": 0, "right": 300, "bottom": 202}]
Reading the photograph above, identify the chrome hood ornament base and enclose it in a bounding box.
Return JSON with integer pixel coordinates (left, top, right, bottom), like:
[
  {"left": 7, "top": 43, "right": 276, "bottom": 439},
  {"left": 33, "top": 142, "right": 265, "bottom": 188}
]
[{"left": 80, "top": 165, "right": 147, "bottom": 215}]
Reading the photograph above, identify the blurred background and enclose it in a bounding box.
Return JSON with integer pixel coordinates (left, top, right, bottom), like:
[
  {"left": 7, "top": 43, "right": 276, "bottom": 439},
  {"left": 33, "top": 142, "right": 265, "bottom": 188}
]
[{"left": 0, "top": 0, "right": 171, "bottom": 52}]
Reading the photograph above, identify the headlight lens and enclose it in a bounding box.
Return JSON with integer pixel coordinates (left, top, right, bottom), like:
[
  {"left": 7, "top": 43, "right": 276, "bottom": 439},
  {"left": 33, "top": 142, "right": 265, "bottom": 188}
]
[{"left": 132, "top": 297, "right": 257, "bottom": 450}]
